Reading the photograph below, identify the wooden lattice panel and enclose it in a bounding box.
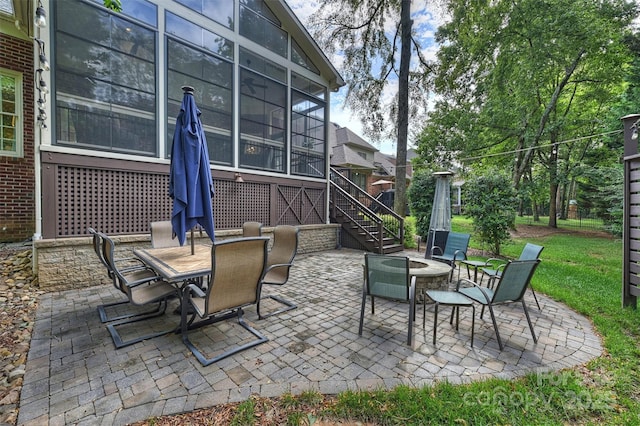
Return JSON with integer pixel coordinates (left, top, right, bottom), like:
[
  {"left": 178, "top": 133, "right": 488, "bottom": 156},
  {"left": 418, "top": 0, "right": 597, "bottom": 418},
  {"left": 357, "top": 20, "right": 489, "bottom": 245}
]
[
  {"left": 212, "top": 180, "right": 271, "bottom": 229},
  {"left": 44, "top": 152, "right": 327, "bottom": 238},
  {"left": 56, "top": 166, "right": 172, "bottom": 236}
]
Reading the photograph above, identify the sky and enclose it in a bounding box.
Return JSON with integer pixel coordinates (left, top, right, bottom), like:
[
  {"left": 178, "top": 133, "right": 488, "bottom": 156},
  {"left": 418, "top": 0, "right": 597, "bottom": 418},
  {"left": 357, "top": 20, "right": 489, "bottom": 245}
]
[{"left": 285, "top": 0, "right": 446, "bottom": 155}]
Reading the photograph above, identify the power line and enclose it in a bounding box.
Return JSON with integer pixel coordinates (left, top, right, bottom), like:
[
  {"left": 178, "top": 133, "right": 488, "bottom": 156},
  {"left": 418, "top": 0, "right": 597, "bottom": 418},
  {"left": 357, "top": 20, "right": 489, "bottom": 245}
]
[{"left": 459, "top": 129, "right": 623, "bottom": 162}]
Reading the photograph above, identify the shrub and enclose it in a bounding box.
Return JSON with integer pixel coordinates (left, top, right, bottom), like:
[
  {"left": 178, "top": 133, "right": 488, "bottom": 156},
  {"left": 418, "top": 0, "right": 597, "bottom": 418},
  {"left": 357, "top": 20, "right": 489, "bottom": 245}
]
[
  {"left": 463, "top": 171, "right": 517, "bottom": 255},
  {"left": 407, "top": 170, "right": 437, "bottom": 238},
  {"left": 379, "top": 214, "right": 417, "bottom": 249}
]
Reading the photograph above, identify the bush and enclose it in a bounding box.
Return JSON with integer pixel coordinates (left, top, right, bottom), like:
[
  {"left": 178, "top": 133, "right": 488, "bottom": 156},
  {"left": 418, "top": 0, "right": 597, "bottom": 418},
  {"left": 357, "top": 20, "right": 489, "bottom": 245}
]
[
  {"left": 463, "top": 171, "right": 517, "bottom": 255},
  {"left": 379, "top": 215, "right": 417, "bottom": 249}
]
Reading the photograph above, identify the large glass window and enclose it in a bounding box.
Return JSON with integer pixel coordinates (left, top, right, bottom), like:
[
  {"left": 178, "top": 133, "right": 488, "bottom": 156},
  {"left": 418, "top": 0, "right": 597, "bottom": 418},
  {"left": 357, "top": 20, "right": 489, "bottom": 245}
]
[
  {"left": 175, "top": 0, "right": 234, "bottom": 29},
  {"left": 0, "top": 70, "right": 22, "bottom": 157},
  {"left": 291, "top": 73, "right": 326, "bottom": 177},
  {"left": 167, "top": 38, "right": 233, "bottom": 166},
  {"left": 239, "top": 0, "right": 287, "bottom": 58},
  {"left": 166, "top": 12, "right": 233, "bottom": 60},
  {"left": 292, "top": 39, "right": 320, "bottom": 75},
  {"left": 239, "top": 68, "right": 286, "bottom": 172},
  {"left": 55, "top": 0, "right": 157, "bottom": 155}
]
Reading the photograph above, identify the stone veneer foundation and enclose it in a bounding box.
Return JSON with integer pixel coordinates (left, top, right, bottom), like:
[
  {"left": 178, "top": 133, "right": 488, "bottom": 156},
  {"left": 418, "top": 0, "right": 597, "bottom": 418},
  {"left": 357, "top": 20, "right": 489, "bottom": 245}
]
[{"left": 33, "top": 224, "right": 340, "bottom": 291}]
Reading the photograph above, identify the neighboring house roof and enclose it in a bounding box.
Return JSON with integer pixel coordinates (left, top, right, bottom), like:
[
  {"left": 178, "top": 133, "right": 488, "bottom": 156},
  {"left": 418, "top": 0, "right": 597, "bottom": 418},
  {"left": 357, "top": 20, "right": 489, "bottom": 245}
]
[
  {"left": 331, "top": 144, "right": 376, "bottom": 170},
  {"left": 329, "top": 123, "right": 411, "bottom": 178},
  {"left": 334, "top": 126, "right": 377, "bottom": 152},
  {"left": 373, "top": 152, "right": 395, "bottom": 176}
]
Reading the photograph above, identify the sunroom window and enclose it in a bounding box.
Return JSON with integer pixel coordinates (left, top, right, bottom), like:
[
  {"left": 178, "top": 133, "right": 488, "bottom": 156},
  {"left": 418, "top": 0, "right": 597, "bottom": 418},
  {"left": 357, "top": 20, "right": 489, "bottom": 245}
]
[
  {"left": 239, "top": 0, "right": 287, "bottom": 58},
  {"left": 55, "top": 0, "right": 157, "bottom": 155},
  {"left": 239, "top": 67, "right": 286, "bottom": 172},
  {"left": 166, "top": 37, "right": 233, "bottom": 166},
  {"left": 291, "top": 73, "right": 326, "bottom": 178}
]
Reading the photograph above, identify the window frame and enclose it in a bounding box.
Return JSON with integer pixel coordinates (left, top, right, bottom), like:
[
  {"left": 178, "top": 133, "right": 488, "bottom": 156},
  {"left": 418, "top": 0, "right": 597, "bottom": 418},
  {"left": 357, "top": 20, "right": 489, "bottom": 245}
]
[{"left": 0, "top": 68, "right": 23, "bottom": 158}]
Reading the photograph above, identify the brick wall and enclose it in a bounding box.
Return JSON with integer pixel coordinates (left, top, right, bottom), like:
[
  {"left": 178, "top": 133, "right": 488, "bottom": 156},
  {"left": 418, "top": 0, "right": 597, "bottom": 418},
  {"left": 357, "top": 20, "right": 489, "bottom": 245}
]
[
  {"left": 34, "top": 224, "right": 340, "bottom": 291},
  {"left": 0, "top": 33, "right": 35, "bottom": 242}
]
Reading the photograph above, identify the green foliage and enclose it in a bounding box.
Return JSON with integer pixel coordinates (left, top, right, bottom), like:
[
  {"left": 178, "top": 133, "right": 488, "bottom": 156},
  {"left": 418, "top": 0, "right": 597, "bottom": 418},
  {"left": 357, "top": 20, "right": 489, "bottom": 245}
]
[
  {"left": 464, "top": 172, "right": 517, "bottom": 254},
  {"left": 416, "top": 0, "right": 637, "bottom": 228},
  {"left": 230, "top": 399, "right": 255, "bottom": 425},
  {"left": 575, "top": 164, "right": 624, "bottom": 236},
  {"left": 406, "top": 170, "right": 437, "bottom": 238},
  {"left": 379, "top": 214, "right": 417, "bottom": 249},
  {"left": 103, "top": 0, "right": 122, "bottom": 12}
]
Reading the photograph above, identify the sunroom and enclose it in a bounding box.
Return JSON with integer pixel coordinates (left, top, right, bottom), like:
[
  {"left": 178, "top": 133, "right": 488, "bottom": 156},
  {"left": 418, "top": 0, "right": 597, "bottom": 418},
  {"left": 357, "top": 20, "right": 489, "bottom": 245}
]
[{"left": 34, "top": 0, "right": 343, "bottom": 240}]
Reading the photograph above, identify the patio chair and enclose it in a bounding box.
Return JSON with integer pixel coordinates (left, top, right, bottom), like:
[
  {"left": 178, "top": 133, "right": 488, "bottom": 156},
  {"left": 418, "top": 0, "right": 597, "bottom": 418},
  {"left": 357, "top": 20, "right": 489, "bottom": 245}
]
[
  {"left": 359, "top": 254, "right": 416, "bottom": 345},
  {"left": 88, "top": 228, "right": 160, "bottom": 323},
  {"left": 99, "top": 232, "right": 179, "bottom": 348},
  {"left": 257, "top": 225, "right": 299, "bottom": 319},
  {"left": 427, "top": 231, "right": 470, "bottom": 281},
  {"left": 481, "top": 243, "right": 544, "bottom": 309},
  {"left": 458, "top": 259, "right": 540, "bottom": 350},
  {"left": 150, "top": 221, "right": 180, "bottom": 248},
  {"left": 181, "top": 237, "right": 270, "bottom": 366},
  {"left": 242, "top": 221, "right": 263, "bottom": 237}
]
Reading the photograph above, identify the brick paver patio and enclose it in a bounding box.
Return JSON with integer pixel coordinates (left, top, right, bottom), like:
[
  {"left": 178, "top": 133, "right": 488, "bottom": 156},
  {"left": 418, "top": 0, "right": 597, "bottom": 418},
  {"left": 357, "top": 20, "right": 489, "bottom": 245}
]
[{"left": 18, "top": 248, "right": 603, "bottom": 425}]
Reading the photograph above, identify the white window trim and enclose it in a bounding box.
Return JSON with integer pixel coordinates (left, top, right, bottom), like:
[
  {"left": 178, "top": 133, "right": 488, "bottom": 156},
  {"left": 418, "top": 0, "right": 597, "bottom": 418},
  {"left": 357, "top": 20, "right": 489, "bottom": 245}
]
[{"left": 0, "top": 68, "right": 23, "bottom": 158}]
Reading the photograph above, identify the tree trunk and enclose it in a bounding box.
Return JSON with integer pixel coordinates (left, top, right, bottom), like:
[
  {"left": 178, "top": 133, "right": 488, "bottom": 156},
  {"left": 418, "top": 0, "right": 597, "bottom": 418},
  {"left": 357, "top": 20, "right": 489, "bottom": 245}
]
[
  {"left": 548, "top": 143, "right": 559, "bottom": 228},
  {"left": 394, "top": 0, "right": 411, "bottom": 217}
]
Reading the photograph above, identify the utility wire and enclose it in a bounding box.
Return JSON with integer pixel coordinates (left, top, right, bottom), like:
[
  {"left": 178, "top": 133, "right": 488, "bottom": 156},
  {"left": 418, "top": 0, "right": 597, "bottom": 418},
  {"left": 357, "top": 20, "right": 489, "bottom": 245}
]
[{"left": 460, "top": 129, "right": 623, "bottom": 162}]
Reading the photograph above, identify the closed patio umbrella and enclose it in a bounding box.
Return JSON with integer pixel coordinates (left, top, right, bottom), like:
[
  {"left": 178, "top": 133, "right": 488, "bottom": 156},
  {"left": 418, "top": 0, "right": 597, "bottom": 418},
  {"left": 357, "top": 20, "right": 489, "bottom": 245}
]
[{"left": 169, "top": 86, "right": 215, "bottom": 253}]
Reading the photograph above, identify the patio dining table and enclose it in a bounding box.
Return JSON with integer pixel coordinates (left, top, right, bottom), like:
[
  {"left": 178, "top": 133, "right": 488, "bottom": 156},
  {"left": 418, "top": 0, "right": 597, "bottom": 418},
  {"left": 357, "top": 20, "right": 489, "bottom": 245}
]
[{"left": 134, "top": 244, "right": 212, "bottom": 285}]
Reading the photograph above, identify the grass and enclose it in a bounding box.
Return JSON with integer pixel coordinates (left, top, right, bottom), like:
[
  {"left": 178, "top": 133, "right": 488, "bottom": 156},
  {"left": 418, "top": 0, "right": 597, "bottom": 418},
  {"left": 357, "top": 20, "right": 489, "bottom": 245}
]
[{"left": 143, "top": 216, "right": 640, "bottom": 425}]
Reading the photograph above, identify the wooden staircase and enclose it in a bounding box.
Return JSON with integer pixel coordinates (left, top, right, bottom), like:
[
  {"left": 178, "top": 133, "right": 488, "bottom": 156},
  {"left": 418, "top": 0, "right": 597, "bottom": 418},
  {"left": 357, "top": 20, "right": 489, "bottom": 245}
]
[{"left": 329, "top": 168, "right": 404, "bottom": 254}]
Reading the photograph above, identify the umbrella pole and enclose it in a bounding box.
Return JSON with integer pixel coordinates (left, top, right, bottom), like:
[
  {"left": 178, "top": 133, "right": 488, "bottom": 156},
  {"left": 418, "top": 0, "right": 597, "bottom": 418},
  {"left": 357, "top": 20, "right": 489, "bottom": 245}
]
[{"left": 191, "top": 227, "right": 195, "bottom": 255}]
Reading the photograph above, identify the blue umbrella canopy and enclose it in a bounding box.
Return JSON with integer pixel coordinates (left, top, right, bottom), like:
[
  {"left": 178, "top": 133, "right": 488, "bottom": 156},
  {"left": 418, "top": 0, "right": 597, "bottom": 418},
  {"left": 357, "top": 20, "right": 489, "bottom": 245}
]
[{"left": 169, "top": 87, "right": 215, "bottom": 247}]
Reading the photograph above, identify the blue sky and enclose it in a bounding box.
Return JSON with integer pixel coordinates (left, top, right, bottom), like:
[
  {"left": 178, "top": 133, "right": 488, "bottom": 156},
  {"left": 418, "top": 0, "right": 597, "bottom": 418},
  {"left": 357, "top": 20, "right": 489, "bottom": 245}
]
[{"left": 285, "top": 0, "right": 445, "bottom": 155}]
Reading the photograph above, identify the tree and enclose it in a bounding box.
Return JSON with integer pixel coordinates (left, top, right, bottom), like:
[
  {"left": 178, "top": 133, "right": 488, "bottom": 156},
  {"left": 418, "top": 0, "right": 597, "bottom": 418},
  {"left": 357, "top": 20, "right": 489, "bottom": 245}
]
[
  {"left": 309, "top": 0, "right": 434, "bottom": 217},
  {"left": 464, "top": 171, "right": 517, "bottom": 255},
  {"left": 416, "top": 0, "right": 637, "bottom": 227}
]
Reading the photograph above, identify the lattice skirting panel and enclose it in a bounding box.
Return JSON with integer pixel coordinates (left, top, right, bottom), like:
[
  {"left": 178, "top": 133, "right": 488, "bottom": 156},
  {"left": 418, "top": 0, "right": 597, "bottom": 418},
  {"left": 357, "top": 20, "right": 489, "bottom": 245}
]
[{"left": 41, "top": 152, "right": 327, "bottom": 238}]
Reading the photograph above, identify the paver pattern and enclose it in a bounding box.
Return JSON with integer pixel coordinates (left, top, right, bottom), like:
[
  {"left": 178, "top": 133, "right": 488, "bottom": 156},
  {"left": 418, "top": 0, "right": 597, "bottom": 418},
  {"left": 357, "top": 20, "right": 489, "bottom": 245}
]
[{"left": 18, "top": 249, "right": 602, "bottom": 426}]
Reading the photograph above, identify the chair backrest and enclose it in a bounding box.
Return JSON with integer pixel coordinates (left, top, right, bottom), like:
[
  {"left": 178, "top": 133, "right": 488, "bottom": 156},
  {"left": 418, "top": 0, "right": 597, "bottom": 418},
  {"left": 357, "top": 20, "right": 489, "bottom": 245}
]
[
  {"left": 242, "top": 221, "right": 263, "bottom": 237},
  {"left": 206, "top": 237, "right": 269, "bottom": 314},
  {"left": 492, "top": 259, "right": 540, "bottom": 304},
  {"left": 518, "top": 243, "right": 544, "bottom": 261},
  {"left": 89, "top": 227, "right": 119, "bottom": 280},
  {"left": 151, "top": 221, "right": 180, "bottom": 248},
  {"left": 443, "top": 232, "right": 470, "bottom": 258},
  {"left": 263, "top": 225, "right": 299, "bottom": 285},
  {"left": 364, "top": 254, "right": 410, "bottom": 301},
  {"left": 99, "top": 232, "right": 129, "bottom": 294}
]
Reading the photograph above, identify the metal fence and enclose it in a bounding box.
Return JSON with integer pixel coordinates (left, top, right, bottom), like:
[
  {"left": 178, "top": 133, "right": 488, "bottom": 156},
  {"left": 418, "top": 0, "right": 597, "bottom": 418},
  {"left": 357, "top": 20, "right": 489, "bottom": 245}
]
[{"left": 519, "top": 208, "right": 607, "bottom": 232}]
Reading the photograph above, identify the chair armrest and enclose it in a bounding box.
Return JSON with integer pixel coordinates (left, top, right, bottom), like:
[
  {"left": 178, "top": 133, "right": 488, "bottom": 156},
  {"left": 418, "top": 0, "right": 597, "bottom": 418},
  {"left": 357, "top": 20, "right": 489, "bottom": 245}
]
[
  {"left": 264, "top": 262, "right": 293, "bottom": 273},
  {"left": 452, "top": 249, "right": 467, "bottom": 261},
  {"left": 430, "top": 245, "right": 444, "bottom": 256},
  {"left": 185, "top": 282, "right": 206, "bottom": 298},
  {"left": 457, "top": 277, "right": 492, "bottom": 303},
  {"left": 484, "top": 257, "right": 505, "bottom": 267},
  {"left": 455, "top": 277, "right": 476, "bottom": 290},
  {"left": 124, "top": 272, "right": 164, "bottom": 288}
]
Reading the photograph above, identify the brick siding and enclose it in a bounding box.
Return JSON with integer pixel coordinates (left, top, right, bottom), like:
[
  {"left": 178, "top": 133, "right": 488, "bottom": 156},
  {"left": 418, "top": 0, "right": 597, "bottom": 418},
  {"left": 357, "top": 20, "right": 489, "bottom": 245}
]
[{"left": 0, "top": 34, "right": 35, "bottom": 242}]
